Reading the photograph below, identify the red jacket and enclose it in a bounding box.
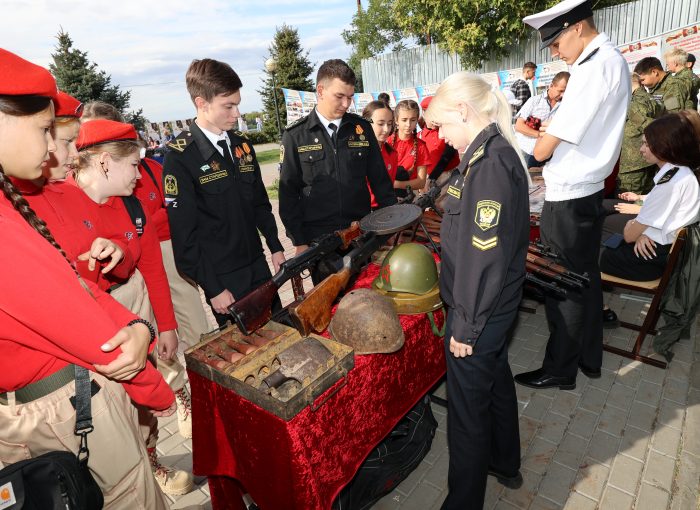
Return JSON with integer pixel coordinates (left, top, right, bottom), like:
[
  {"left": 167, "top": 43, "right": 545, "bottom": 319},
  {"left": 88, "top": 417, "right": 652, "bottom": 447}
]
[
  {"left": 16, "top": 179, "right": 134, "bottom": 283},
  {"left": 387, "top": 134, "right": 430, "bottom": 178},
  {"left": 0, "top": 196, "right": 173, "bottom": 410},
  {"left": 369, "top": 142, "right": 399, "bottom": 208},
  {"left": 133, "top": 158, "right": 171, "bottom": 242},
  {"left": 418, "top": 127, "right": 460, "bottom": 176}
]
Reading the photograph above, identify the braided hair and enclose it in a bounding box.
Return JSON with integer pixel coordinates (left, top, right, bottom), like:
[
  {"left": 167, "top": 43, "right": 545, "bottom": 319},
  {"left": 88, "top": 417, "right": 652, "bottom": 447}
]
[{"left": 0, "top": 95, "right": 79, "bottom": 275}]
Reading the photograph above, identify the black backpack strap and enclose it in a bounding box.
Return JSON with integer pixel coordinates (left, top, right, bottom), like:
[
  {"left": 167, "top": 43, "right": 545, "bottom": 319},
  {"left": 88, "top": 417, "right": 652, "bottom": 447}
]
[
  {"left": 140, "top": 158, "right": 160, "bottom": 191},
  {"left": 73, "top": 365, "right": 93, "bottom": 463},
  {"left": 120, "top": 195, "right": 147, "bottom": 236}
]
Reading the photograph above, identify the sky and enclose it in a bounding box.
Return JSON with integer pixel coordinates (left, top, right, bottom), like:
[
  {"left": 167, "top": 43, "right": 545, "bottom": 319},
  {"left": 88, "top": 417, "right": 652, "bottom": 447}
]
[{"left": 2, "top": 0, "right": 359, "bottom": 122}]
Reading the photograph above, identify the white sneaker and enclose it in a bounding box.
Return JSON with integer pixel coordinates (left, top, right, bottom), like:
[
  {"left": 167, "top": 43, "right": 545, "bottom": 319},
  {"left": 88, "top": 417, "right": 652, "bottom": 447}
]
[
  {"left": 175, "top": 387, "right": 192, "bottom": 439},
  {"left": 148, "top": 447, "right": 194, "bottom": 496}
]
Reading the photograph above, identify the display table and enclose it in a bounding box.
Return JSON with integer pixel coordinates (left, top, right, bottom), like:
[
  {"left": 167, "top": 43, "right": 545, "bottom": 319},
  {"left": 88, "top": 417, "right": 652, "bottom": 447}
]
[{"left": 188, "top": 263, "right": 446, "bottom": 510}]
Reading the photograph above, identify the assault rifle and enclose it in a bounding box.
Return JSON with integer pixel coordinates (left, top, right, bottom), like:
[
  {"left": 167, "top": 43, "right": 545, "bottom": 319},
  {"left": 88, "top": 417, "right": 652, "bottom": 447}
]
[
  {"left": 288, "top": 232, "right": 384, "bottom": 337},
  {"left": 526, "top": 261, "right": 584, "bottom": 290},
  {"left": 228, "top": 222, "right": 361, "bottom": 335},
  {"left": 525, "top": 273, "right": 567, "bottom": 298}
]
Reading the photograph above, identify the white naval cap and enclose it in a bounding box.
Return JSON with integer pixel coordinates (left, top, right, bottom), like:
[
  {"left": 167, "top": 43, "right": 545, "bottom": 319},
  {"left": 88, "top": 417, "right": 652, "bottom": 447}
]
[{"left": 523, "top": 0, "right": 593, "bottom": 50}]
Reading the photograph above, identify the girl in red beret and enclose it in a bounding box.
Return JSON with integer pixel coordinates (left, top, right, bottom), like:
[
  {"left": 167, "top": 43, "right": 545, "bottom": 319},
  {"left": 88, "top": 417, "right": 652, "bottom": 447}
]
[
  {"left": 13, "top": 92, "right": 130, "bottom": 283},
  {"left": 72, "top": 119, "right": 194, "bottom": 496},
  {"left": 387, "top": 99, "right": 430, "bottom": 198},
  {"left": 0, "top": 49, "right": 172, "bottom": 508}
]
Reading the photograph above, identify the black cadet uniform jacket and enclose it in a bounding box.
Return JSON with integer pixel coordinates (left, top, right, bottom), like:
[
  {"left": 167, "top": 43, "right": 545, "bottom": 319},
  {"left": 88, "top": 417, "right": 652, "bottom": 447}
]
[
  {"left": 163, "top": 122, "right": 283, "bottom": 299},
  {"left": 440, "top": 124, "right": 529, "bottom": 346},
  {"left": 279, "top": 109, "right": 397, "bottom": 245}
]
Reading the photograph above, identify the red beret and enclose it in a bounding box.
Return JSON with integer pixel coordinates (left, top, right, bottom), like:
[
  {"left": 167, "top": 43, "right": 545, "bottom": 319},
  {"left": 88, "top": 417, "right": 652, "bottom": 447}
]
[
  {"left": 54, "top": 91, "right": 83, "bottom": 118},
  {"left": 77, "top": 119, "right": 137, "bottom": 150},
  {"left": 0, "top": 48, "right": 57, "bottom": 99},
  {"left": 420, "top": 96, "right": 433, "bottom": 111}
]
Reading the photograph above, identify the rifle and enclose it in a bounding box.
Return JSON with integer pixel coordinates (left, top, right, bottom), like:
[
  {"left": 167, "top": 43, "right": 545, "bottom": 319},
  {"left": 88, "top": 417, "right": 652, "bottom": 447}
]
[
  {"left": 526, "top": 261, "right": 584, "bottom": 290},
  {"left": 288, "top": 232, "right": 383, "bottom": 337},
  {"left": 229, "top": 221, "right": 361, "bottom": 335},
  {"left": 525, "top": 273, "right": 567, "bottom": 298},
  {"left": 526, "top": 252, "right": 590, "bottom": 286},
  {"left": 528, "top": 240, "right": 558, "bottom": 259}
]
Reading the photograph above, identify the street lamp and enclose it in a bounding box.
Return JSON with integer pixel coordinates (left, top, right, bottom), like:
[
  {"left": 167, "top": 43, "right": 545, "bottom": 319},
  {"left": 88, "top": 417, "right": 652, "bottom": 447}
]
[{"left": 265, "top": 57, "right": 283, "bottom": 140}]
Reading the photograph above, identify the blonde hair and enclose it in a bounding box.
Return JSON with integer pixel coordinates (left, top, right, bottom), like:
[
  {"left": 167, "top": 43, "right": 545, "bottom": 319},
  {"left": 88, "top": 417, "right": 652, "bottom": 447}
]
[
  {"left": 424, "top": 71, "right": 530, "bottom": 183},
  {"left": 81, "top": 101, "right": 125, "bottom": 123},
  {"left": 75, "top": 140, "right": 143, "bottom": 178},
  {"left": 55, "top": 116, "right": 80, "bottom": 128},
  {"left": 665, "top": 47, "right": 688, "bottom": 66}
]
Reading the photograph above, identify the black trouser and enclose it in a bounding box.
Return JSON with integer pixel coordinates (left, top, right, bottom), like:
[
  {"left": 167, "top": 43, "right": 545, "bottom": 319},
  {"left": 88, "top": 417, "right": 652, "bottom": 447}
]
[
  {"left": 209, "top": 256, "right": 280, "bottom": 327},
  {"left": 441, "top": 308, "right": 520, "bottom": 510},
  {"left": 601, "top": 199, "right": 634, "bottom": 242},
  {"left": 540, "top": 191, "right": 606, "bottom": 378},
  {"left": 600, "top": 242, "right": 670, "bottom": 281}
]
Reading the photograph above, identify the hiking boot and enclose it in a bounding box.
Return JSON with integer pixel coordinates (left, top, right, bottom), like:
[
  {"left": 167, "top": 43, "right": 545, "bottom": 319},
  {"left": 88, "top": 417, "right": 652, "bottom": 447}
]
[
  {"left": 147, "top": 447, "right": 194, "bottom": 496},
  {"left": 175, "top": 387, "right": 192, "bottom": 439}
]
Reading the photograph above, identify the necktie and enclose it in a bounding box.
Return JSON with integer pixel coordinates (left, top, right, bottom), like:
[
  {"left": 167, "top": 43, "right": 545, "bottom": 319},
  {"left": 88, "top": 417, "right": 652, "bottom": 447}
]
[
  {"left": 217, "top": 139, "right": 235, "bottom": 168},
  {"left": 329, "top": 123, "right": 338, "bottom": 147}
]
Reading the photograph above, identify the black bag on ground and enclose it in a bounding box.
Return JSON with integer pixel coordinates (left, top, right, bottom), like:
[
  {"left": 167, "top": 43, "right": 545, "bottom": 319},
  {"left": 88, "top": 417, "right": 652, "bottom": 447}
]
[
  {"left": 0, "top": 366, "right": 103, "bottom": 509},
  {"left": 333, "top": 394, "right": 438, "bottom": 510}
]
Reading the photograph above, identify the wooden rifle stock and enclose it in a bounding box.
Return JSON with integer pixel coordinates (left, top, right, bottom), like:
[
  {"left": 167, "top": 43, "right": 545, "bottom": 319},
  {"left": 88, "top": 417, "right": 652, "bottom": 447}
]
[
  {"left": 288, "top": 267, "right": 353, "bottom": 337},
  {"left": 526, "top": 261, "right": 583, "bottom": 289},
  {"left": 526, "top": 252, "right": 590, "bottom": 286},
  {"left": 228, "top": 221, "right": 362, "bottom": 335}
]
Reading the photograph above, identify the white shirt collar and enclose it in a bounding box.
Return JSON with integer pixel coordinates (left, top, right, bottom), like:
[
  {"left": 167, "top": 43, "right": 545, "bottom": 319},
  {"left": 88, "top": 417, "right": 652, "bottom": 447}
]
[
  {"left": 196, "top": 120, "right": 229, "bottom": 150},
  {"left": 315, "top": 109, "right": 342, "bottom": 136},
  {"left": 653, "top": 162, "right": 675, "bottom": 184},
  {"left": 573, "top": 32, "right": 607, "bottom": 66}
]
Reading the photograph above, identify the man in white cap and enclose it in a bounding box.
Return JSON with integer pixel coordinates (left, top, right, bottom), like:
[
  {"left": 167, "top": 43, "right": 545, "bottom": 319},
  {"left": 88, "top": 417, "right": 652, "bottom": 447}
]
[{"left": 514, "top": 0, "right": 630, "bottom": 391}]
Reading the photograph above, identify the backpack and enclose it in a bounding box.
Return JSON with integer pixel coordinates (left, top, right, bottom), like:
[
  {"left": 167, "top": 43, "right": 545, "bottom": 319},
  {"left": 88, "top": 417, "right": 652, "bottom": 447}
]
[
  {"left": 120, "top": 195, "right": 147, "bottom": 237},
  {"left": 333, "top": 395, "right": 438, "bottom": 510}
]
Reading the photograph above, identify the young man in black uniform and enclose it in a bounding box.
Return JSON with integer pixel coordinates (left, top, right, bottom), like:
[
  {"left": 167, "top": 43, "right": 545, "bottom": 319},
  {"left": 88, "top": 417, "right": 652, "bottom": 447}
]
[
  {"left": 278, "top": 59, "right": 396, "bottom": 272},
  {"left": 163, "top": 59, "right": 285, "bottom": 325}
]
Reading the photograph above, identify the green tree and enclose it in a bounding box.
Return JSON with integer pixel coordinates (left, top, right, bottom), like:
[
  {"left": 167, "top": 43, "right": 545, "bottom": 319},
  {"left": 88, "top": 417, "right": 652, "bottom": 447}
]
[
  {"left": 49, "top": 29, "right": 145, "bottom": 130},
  {"left": 258, "top": 24, "right": 315, "bottom": 140},
  {"left": 345, "top": 0, "right": 635, "bottom": 73},
  {"left": 342, "top": 0, "right": 411, "bottom": 90}
]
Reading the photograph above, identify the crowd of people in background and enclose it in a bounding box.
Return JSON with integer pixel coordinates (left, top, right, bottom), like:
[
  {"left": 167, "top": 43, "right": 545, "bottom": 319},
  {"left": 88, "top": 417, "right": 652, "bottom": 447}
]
[{"left": 1, "top": 0, "right": 699, "bottom": 506}]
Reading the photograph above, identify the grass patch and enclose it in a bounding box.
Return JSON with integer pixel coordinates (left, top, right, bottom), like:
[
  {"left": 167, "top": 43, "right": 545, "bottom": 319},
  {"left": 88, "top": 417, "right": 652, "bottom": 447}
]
[
  {"left": 256, "top": 149, "right": 280, "bottom": 165},
  {"left": 266, "top": 178, "right": 280, "bottom": 200}
]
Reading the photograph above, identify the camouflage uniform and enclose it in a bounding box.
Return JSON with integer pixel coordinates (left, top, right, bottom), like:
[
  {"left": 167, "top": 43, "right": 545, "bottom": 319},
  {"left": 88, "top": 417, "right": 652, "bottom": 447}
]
[
  {"left": 618, "top": 87, "right": 664, "bottom": 194},
  {"left": 673, "top": 67, "right": 700, "bottom": 109},
  {"left": 647, "top": 72, "right": 691, "bottom": 112}
]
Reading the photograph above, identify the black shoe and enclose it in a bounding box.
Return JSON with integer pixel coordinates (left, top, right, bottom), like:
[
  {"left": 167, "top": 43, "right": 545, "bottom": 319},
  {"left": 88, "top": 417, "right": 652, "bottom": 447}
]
[
  {"left": 514, "top": 368, "right": 576, "bottom": 390},
  {"left": 488, "top": 469, "right": 523, "bottom": 490},
  {"left": 603, "top": 308, "right": 619, "bottom": 329},
  {"left": 578, "top": 363, "right": 601, "bottom": 379}
]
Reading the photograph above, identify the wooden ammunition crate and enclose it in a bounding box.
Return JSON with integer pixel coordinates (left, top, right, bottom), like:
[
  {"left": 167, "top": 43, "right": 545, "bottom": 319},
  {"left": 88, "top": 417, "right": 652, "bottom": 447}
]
[{"left": 185, "top": 321, "right": 354, "bottom": 421}]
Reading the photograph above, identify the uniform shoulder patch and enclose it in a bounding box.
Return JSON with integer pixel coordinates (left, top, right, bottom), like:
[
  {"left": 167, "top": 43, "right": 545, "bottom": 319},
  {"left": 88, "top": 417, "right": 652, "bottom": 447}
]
[
  {"left": 657, "top": 166, "right": 679, "bottom": 184},
  {"left": 167, "top": 131, "right": 192, "bottom": 153},
  {"left": 286, "top": 115, "right": 309, "bottom": 131},
  {"left": 233, "top": 130, "right": 249, "bottom": 140},
  {"left": 474, "top": 200, "right": 501, "bottom": 231},
  {"left": 164, "top": 174, "right": 178, "bottom": 196}
]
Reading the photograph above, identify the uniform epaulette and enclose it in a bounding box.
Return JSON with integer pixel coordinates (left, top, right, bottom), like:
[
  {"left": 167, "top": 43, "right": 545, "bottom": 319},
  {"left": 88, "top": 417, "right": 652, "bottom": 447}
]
[
  {"left": 345, "top": 112, "right": 364, "bottom": 121},
  {"left": 469, "top": 142, "right": 487, "bottom": 167},
  {"left": 167, "top": 130, "right": 193, "bottom": 153},
  {"left": 286, "top": 115, "right": 309, "bottom": 131},
  {"left": 233, "top": 130, "right": 249, "bottom": 140}
]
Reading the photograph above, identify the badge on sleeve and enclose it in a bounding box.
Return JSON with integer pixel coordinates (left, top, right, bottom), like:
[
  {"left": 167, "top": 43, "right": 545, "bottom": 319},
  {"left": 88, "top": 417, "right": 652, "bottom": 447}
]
[
  {"left": 472, "top": 235, "right": 498, "bottom": 251},
  {"left": 280, "top": 144, "right": 285, "bottom": 163},
  {"left": 164, "top": 175, "right": 178, "bottom": 196},
  {"left": 474, "top": 200, "right": 500, "bottom": 231}
]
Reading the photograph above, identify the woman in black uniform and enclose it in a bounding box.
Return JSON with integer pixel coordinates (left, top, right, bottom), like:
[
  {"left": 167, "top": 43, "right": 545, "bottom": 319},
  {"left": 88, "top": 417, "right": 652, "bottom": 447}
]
[{"left": 424, "top": 71, "right": 530, "bottom": 510}]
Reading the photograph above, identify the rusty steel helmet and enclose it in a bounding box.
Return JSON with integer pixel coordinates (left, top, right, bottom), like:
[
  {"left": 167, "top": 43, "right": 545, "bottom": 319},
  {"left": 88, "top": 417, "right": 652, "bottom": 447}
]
[
  {"left": 373, "top": 243, "right": 438, "bottom": 295},
  {"left": 328, "top": 289, "right": 404, "bottom": 354}
]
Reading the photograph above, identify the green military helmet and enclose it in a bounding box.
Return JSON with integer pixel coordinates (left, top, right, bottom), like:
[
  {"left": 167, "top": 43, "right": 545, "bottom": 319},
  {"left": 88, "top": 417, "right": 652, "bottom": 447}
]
[{"left": 373, "top": 243, "right": 438, "bottom": 295}]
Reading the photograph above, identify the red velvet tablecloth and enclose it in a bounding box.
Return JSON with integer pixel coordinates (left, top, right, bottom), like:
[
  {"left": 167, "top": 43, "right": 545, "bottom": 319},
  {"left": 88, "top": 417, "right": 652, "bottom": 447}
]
[{"left": 188, "top": 263, "right": 446, "bottom": 510}]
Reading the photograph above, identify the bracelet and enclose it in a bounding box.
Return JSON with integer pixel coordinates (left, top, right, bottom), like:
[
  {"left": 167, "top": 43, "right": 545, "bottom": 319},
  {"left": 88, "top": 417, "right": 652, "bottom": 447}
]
[{"left": 127, "top": 319, "right": 156, "bottom": 343}]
